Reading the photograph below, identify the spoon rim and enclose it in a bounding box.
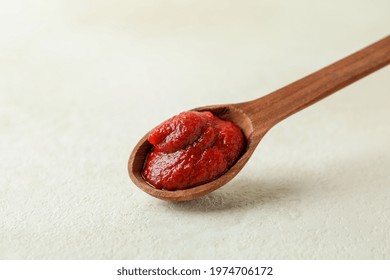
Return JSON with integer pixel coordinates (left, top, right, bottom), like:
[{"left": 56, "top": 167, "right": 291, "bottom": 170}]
[
  {"left": 128, "top": 104, "right": 261, "bottom": 201},
  {"left": 128, "top": 138, "right": 256, "bottom": 201}
]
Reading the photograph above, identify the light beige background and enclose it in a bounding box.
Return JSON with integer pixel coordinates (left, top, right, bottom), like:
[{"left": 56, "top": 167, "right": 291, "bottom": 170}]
[{"left": 0, "top": 0, "right": 389, "bottom": 259}]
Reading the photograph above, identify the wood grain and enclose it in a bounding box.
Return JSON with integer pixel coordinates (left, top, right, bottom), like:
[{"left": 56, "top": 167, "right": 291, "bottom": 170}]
[
  {"left": 129, "top": 35, "right": 390, "bottom": 201},
  {"left": 237, "top": 35, "right": 390, "bottom": 132}
]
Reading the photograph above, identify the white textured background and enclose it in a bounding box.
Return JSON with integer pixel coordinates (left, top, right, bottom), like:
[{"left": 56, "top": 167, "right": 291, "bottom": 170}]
[{"left": 0, "top": 0, "right": 389, "bottom": 259}]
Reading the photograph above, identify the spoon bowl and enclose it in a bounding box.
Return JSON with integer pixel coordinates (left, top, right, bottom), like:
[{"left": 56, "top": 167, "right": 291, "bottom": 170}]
[
  {"left": 128, "top": 103, "right": 267, "bottom": 201},
  {"left": 129, "top": 35, "right": 390, "bottom": 201}
]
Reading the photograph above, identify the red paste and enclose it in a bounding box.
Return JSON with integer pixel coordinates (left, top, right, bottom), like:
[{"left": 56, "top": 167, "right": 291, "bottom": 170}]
[{"left": 142, "top": 111, "right": 245, "bottom": 191}]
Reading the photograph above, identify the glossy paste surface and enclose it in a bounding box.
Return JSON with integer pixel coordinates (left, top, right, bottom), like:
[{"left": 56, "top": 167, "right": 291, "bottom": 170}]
[{"left": 142, "top": 111, "right": 245, "bottom": 190}]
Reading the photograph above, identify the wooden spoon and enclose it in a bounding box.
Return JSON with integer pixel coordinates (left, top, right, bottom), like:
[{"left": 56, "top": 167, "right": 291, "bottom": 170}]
[{"left": 128, "top": 35, "right": 390, "bottom": 201}]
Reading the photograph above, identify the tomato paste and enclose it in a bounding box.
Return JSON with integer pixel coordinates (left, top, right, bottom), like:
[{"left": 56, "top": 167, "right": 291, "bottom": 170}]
[{"left": 142, "top": 111, "right": 245, "bottom": 190}]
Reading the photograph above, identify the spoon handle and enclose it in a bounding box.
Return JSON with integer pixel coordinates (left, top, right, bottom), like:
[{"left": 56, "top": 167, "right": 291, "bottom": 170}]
[{"left": 240, "top": 35, "right": 390, "bottom": 130}]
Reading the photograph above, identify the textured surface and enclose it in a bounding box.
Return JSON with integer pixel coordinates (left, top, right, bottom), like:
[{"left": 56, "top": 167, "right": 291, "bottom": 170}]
[{"left": 0, "top": 0, "right": 389, "bottom": 259}]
